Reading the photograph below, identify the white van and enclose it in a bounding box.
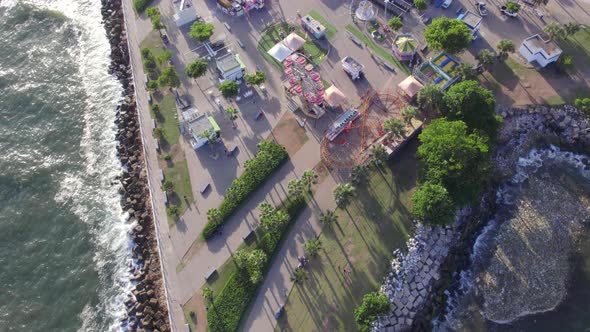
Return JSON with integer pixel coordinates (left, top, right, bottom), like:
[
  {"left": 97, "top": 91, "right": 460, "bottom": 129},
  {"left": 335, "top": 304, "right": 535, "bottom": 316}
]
[{"left": 442, "top": 0, "right": 453, "bottom": 8}]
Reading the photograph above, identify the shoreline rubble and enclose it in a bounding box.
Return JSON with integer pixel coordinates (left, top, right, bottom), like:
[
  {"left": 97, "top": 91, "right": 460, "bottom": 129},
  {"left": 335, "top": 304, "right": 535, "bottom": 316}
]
[
  {"left": 374, "top": 104, "right": 590, "bottom": 331},
  {"left": 100, "top": 0, "right": 171, "bottom": 331}
]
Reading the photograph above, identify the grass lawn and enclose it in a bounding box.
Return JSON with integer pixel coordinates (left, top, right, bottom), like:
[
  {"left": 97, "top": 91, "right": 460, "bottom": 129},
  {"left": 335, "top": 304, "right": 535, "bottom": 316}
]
[
  {"left": 258, "top": 22, "right": 328, "bottom": 69},
  {"left": 152, "top": 94, "right": 180, "bottom": 146},
  {"left": 276, "top": 143, "right": 418, "bottom": 332},
  {"left": 308, "top": 10, "right": 338, "bottom": 40},
  {"left": 164, "top": 159, "right": 194, "bottom": 225},
  {"left": 346, "top": 24, "right": 410, "bottom": 75},
  {"left": 560, "top": 27, "right": 590, "bottom": 72},
  {"left": 505, "top": 58, "right": 536, "bottom": 79},
  {"left": 139, "top": 30, "right": 168, "bottom": 79}
]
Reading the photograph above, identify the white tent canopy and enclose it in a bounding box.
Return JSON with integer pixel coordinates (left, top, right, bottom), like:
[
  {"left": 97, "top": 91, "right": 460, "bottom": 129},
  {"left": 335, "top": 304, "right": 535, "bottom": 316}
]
[
  {"left": 267, "top": 43, "right": 293, "bottom": 62},
  {"left": 282, "top": 32, "right": 306, "bottom": 51}
]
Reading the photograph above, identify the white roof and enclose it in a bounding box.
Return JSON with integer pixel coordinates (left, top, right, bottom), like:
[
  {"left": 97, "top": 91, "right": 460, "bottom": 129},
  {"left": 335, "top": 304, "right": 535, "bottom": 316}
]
[
  {"left": 282, "top": 32, "right": 306, "bottom": 51},
  {"left": 267, "top": 43, "right": 293, "bottom": 62}
]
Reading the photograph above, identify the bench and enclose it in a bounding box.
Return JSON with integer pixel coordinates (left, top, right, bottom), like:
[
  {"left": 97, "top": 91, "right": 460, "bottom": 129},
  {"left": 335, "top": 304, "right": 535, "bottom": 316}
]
[
  {"left": 205, "top": 268, "right": 217, "bottom": 281},
  {"left": 159, "top": 169, "right": 164, "bottom": 183},
  {"left": 243, "top": 229, "right": 255, "bottom": 242},
  {"left": 383, "top": 62, "right": 396, "bottom": 71},
  {"left": 224, "top": 22, "right": 231, "bottom": 31},
  {"left": 200, "top": 182, "right": 210, "bottom": 194},
  {"left": 237, "top": 40, "right": 245, "bottom": 49},
  {"left": 155, "top": 139, "right": 160, "bottom": 152},
  {"left": 226, "top": 145, "right": 238, "bottom": 156},
  {"left": 350, "top": 36, "right": 362, "bottom": 47},
  {"left": 163, "top": 191, "right": 168, "bottom": 205}
]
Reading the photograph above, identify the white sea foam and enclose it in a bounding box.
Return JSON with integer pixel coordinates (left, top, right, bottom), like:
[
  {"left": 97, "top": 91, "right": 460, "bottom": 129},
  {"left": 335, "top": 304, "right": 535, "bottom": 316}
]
[{"left": 16, "top": 0, "right": 132, "bottom": 331}]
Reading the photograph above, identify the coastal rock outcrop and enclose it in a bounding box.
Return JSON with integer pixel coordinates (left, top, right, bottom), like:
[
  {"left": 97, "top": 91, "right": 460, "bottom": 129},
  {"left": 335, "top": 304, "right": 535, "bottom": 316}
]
[
  {"left": 100, "top": 1, "right": 170, "bottom": 331},
  {"left": 375, "top": 105, "right": 590, "bottom": 331}
]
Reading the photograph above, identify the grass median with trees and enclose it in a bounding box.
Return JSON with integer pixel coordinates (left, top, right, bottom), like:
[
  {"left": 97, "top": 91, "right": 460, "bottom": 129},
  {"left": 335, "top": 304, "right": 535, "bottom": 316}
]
[
  {"left": 202, "top": 140, "right": 289, "bottom": 239},
  {"left": 206, "top": 176, "right": 313, "bottom": 332}
]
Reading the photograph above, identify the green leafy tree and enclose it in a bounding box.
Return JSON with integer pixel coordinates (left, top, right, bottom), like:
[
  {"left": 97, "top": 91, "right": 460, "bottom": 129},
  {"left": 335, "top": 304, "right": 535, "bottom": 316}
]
[
  {"left": 167, "top": 205, "right": 181, "bottom": 218},
  {"left": 411, "top": 181, "right": 456, "bottom": 225},
  {"left": 301, "top": 170, "right": 318, "bottom": 191},
  {"left": 319, "top": 209, "right": 338, "bottom": 227},
  {"left": 158, "top": 66, "right": 181, "bottom": 88},
  {"left": 218, "top": 80, "right": 239, "bottom": 98},
  {"left": 351, "top": 165, "right": 370, "bottom": 184},
  {"left": 383, "top": 118, "right": 405, "bottom": 139},
  {"left": 414, "top": 0, "right": 428, "bottom": 12},
  {"left": 156, "top": 50, "right": 172, "bottom": 65},
  {"left": 152, "top": 127, "right": 163, "bottom": 139},
  {"left": 226, "top": 107, "right": 239, "bottom": 124},
  {"left": 244, "top": 71, "right": 267, "bottom": 85},
  {"left": 558, "top": 54, "right": 574, "bottom": 71},
  {"left": 456, "top": 63, "right": 478, "bottom": 81},
  {"left": 162, "top": 179, "right": 174, "bottom": 192},
  {"left": 304, "top": 238, "right": 322, "bottom": 257},
  {"left": 544, "top": 22, "right": 564, "bottom": 40},
  {"left": 151, "top": 103, "right": 161, "bottom": 116},
  {"left": 202, "top": 287, "right": 213, "bottom": 303},
  {"left": 133, "top": 0, "right": 152, "bottom": 13},
  {"left": 369, "top": 144, "right": 387, "bottom": 168},
  {"left": 387, "top": 17, "right": 403, "bottom": 31},
  {"left": 575, "top": 97, "right": 590, "bottom": 112},
  {"left": 163, "top": 153, "right": 173, "bottom": 161},
  {"left": 185, "top": 58, "right": 208, "bottom": 79},
  {"left": 354, "top": 292, "right": 391, "bottom": 332},
  {"left": 564, "top": 22, "right": 581, "bottom": 37},
  {"left": 417, "top": 118, "right": 491, "bottom": 204},
  {"left": 291, "top": 267, "right": 308, "bottom": 284},
  {"left": 146, "top": 7, "right": 164, "bottom": 30},
  {"left": 417, "top": 84, "right": 443, "bottom": 115},
  {"left": 476, "top": 49, "right": 496, "bottom": 71},
  {"left": 234, "top": 249, "right": 267, "bottom": 284},
  {"left": 189, "top": 21, "right": 214, "bottom": 42},
  {"left": 505, "top": 1, "right": 520, "bottom": 13},
  {"left": 424, "top": 17, "right": 472, "bottom": 54},
  {"left": 287, "top": 179, "right": 305, "bottom": 198},
  {"left": 334, "top": 182, "right": 356, "bottom": 208},
  {"left": 443, "top": 80, "right": 501, "bottom": 139},
  {"left": 496, "top": 39, "right": 515, "bottom": 60},
  {"left": 147, "top": 80, "right": 159, "bottom": 91},
  {"left": 145, "top": 7, "right": 159, "bottom": 18},
  {"left": 206, "top": 208, "right": 222, "bottom": 227},
  {"left": 402, "top": 106, "right": 419, "bottom": 126},
  {"left": 141, "top": 48, "right": 157, "bottom": 76}
]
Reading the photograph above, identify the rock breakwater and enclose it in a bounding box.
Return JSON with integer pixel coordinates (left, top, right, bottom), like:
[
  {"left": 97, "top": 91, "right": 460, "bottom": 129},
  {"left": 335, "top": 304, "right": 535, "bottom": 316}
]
[
  {"left": 374, "top": 105, "right": 590, "bottom": 331},
  {"left": 100, "top": 1, "right": 170, "bottom": 331}
]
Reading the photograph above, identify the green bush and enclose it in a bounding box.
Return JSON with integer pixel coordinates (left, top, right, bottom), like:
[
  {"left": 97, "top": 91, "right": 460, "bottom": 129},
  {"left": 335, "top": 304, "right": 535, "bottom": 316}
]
[
  {"left": 354, "top": 292, "right": 391, "bottom": 332},
  {"left": 133, "top": 0, "right": 154, "bottom": 13},
  {"left": 207, "top": 194, "right": 306, "bottom": 332},
  {"left": 202, "top": 140, "right": 288, "bottom": 239}
]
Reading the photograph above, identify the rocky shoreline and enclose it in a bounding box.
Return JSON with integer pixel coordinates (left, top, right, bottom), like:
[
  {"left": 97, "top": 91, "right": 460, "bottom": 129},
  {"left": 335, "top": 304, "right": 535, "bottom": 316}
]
[
  {"left": 374, "top": 105, "right": 590, "bottom": 331},
  {"left": 100, "top": 1, "right": 170, "bottom": 331}
]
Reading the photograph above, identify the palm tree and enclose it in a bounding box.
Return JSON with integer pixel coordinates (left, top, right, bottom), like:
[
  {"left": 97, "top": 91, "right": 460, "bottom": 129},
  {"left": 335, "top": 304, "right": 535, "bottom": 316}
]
[
  {"left": 162, "top": 179, "right": 174, "bottom": 192},
  {"left": 226, "top": 107, "right": 239, "bottom": 125},
  {"left": 402, "top": 106, "right": 419, "bottom": 126},
  {"left": 304, "top": 238, "right": 322, "bottom": 257},
  {"left": 456, "top": 63, "right": 478, "bottom": 81},
  {"left": 417, "top": 84, "right": 443, "bottom": 116},
  {"left": 202, "top": 287, "right": 213, "bottom": 304},
  {"left": 334, "top": 183, "right": 356, "bottom": 208},
  {"left": 563, "top": 22, "right": 581, "bottom": 37},
  {"left": 544, "top": 22, "right": 564, "bottom": 40},
  {"left": 287, "top": 179, "right": 305, "bottom": 198},
  {"left": 301, "top": 170, "right": 318, "bottom": 191},
  {"left": 319, "top": 209, "right": 338, "bottom": 227},
  {"left": 476, "top": 49, "right": 496, "bottom": 72},
  {"left": 496, "top": 39, "right": 515, "bottom": 60},
  {"left": 382, "top": 118, "right": 405, "bottom": 140},
  {"left": 369, "top": 144, "right": 387, "bottom": 168},
  {"left": 291, "top": 267, "right": 308, "bottom": 284},
  {"left": 351, "top": 165, "right": 370, "bottom": 184}
]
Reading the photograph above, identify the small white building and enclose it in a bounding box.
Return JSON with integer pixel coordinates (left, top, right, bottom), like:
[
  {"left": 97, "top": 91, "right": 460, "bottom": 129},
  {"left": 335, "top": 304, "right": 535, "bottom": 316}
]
[
  {"left": 458, "top": 11, "right": 482, "bottom": 39},
  {"left": 519, "top": 34, "right": 562, "bottom": 68},
  {"left": 182, "top": 109, "right": 221, "bottom": 149},
  {"left": 174, "top": 0, "right": 198, "bottom": 27},
  {"left": 215, "top": 53, "right": 245, "bottom": 81}
]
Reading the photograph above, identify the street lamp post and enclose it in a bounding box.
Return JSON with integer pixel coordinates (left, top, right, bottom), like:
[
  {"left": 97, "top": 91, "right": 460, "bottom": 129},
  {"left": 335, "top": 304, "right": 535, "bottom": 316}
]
[{"left": 384, "top": 0, "right": 390, "bottom": 19}]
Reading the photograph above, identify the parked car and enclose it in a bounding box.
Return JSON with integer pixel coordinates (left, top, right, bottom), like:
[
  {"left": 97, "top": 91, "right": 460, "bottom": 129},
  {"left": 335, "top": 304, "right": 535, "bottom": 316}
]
[{"left": 442, "top": 0, "right": 453, "bottom": 8}]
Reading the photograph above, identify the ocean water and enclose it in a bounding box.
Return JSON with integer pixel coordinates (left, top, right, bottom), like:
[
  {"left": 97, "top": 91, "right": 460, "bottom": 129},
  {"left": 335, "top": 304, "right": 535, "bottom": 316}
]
[
  {"left": 0, "top": 1, "right": 131, "bottom": 331},
  {"left": 439, "top": 148, "right": 590, "bottom": 332}
]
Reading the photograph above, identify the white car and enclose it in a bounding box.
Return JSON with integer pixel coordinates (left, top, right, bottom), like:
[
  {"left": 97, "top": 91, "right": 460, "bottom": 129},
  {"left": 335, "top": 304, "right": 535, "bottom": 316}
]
[{"left": 442, "top": 0, "right": 453, "bottom": 8}]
